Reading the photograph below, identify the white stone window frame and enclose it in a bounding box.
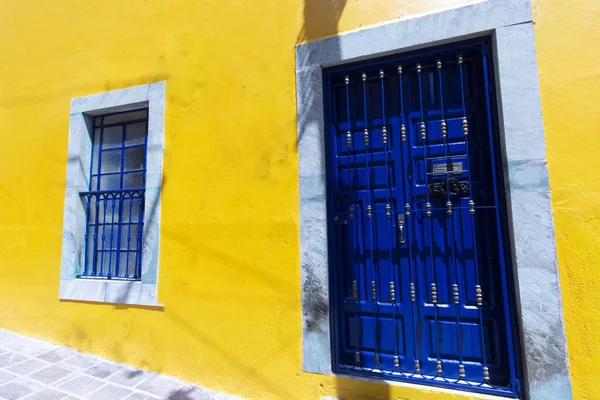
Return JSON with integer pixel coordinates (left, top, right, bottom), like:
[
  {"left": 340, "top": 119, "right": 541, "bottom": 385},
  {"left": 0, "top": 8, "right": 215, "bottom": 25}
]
[
  {"left": 296, "top": 0, "right": 573, "bottom": 398},
  {"left": 59, "top": 82, "right": 165, "bottom": 307}
]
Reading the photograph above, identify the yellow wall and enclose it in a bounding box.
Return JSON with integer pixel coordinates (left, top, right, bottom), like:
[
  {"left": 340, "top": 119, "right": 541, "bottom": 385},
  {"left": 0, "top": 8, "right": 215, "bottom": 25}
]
[
  {"left": 533, "top": 0, "right": 600, "bottom": 399},
  {"left": 0, "top": 0, "right": 596, "bottom": 399}
]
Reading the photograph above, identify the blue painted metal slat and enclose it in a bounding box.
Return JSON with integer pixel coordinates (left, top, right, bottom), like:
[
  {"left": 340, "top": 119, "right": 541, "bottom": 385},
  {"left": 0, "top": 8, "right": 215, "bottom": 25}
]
[{"left": 324, "top": 38, "right": 522, "bottom": 398}]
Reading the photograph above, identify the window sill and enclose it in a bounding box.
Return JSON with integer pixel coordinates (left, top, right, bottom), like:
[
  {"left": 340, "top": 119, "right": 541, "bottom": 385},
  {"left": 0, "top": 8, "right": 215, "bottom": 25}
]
[{"left": 59, "top": 279, "right": 162, "bottom": 307}]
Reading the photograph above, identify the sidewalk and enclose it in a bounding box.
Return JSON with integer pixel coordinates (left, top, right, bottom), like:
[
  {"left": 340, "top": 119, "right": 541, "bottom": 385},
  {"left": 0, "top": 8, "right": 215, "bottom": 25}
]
[{"left": 0, "top": 329, "right": 242, "bottom": 400}]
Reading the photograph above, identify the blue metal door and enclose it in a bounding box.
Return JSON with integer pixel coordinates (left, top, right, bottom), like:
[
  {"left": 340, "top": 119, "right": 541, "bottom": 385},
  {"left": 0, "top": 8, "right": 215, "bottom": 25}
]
[{"left": 324, "top": 39, "right": 521, "bottom": 398}]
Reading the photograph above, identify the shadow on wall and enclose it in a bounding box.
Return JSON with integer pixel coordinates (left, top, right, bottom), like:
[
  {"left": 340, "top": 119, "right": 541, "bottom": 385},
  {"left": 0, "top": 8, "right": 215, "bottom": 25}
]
[
  {"left": 295, "top": 0, "right": 346, "bottom": 149},
  {"left": 297, "top": 1, "right": 391, "bottom": 399}
]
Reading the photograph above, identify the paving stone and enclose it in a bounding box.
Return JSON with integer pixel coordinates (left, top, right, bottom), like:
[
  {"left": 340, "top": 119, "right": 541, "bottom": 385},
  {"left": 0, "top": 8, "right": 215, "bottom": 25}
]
[
  {"left": 37, "top": 348, "right": 77, "bottom": 364},
  {"left": 61, "top": 355, "right": 98, "bottom": 371},
  {"left": 0, "top": 371, "right": 16, "bottom": 385},
  {"left": 2, "top": 340, "right": 56, "bottom": 358},
  {"left": 83, "top": 362, "right": 121, "bottom": 379},
  {"left": 7, "top": 359, "right": 48, "bottom": 375},
  {"left": 108, "top": 368, "right": 149, "bottom": 387},
  {"left": 136, "top": 375, "right": 183, "bottom": 399},
  {"left": 86, "top": 384, "right": 132, "bottom": 400},
  {"left": 123, "top": 394, "right": 148, "bottom": 400},
  {"left": 23, "top": 389, "right": 69, "bottom": 400},
  {"left": 0, "top": 353, "right": 27, "bottom": 368},
  {"left": 0, "top": 331, "right": 20, "bottom": 346},
  {"left": 0, "top": 381, "right": 33, "bottom": 400},
  {"left": 57, "top": 375, "right": 105, "bottom": 397},
  {"left": 28, "top": 366, "right": 73, "bottom": 385}
]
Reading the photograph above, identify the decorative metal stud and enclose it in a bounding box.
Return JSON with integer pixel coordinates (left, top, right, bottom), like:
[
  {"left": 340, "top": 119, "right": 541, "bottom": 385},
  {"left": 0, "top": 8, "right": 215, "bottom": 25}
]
[
  {"left": 469, "top": 199, "right": 475, "bottom": 215},
  {"left": 367, "top": 205, "right": 372, "bottom": 219},
  {"left": 458, "top": 54, "right": 464, "bottom": 65},
  {"left": 483, "top": 366, "right": 490, "bottom": 382},
  {"left": 431, "top": 283, "right": 438, "bottom": 304},
  {"left": 462, "top": 117, "right": 469, "bottom": 136},
  {"left": 410, "top": 282, "right": 416, "bottom": 302},
  {"left": 414, "top": 359, "right": 421, "bottom": 372},
  {"left": 374, "top": 352, "right": 380, "bottom": 365},
  {"left": 371, "top": 281, "right": 376, "bottom": 299},
  {"left": 459, "top": 364, "right": 466, "bottom": 379},
  {"left": 362, "top": 72, "right": 367, "bottom": 82},
  {"left": 420, "top": 122, "right": 426, "bottom": 141},
  {"left": 436, "top": 360, "right": 443, "bottom": 374},
  {"left": 401, "top": 124, "right": 406, "bottom": 142},
  {"left": 344, "top": 76, "right": 350, "bottom": 85},
  {"left": 416, "top": 63, "right": 422, "bottom": 74},
  {"left": 379, "top": 69, "right": 384, "bottom": 79},
  {"left": 346, "top": 130, "right": 352, "bottom": 148},
  {"left": 405, "top": 203, "right": 411, "bottom": 218},
  {"left": 352, "top": 280, "right": 358, "bottom": 299},
  {"left": 385, "top": 203, "right": 391, "bottom": 218},
  {"left": 355, "top": 351, "right": 361, "bottom": 365},
  {"left": 425, "top": 202, "right": 432, "bottom": 217},
  {"left": 453, "top": 284, "right": 459, "bottom": 304},
  {"left": 393, "top": 355, "right": 400, "bottom": 368},
  {"left": 349, "top": 205, "right": 354, "bottom": 220},
  {"left": 476, "top": 285, "right": 483, "bottom": 306},
  {"left": 446, "top": 201, "right": 453, "bottom": 216},
  {"left": 364, "top": 129, "right": 369, "bottom": 147},
  {"left": 382, "top": 126, "right": 388, "bottom": 145},
  {"left": 389, "top": 281, "right": 396, "bottom": 301},
  {"left": 436, "top": 59, "right": 442, "bottom": 70},
  {"left": 440, "top": 119, "right": 447, "bottom": 139},
  {"left": 398, "top": 214, "right": 405, "bottom": 244},
  {"left": 397, "top": 65, "right": 403, "bottom": 75}
]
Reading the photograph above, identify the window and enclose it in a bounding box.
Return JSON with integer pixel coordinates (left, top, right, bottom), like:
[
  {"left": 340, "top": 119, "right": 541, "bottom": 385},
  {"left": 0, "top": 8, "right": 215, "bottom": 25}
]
[
  {"left": 59, "top": 82, "right": 165, "bottom": 306},
  {"left": 79, "top": 109, "right": 149, "bottom": 280},
  {"left": 323, "top": 39, "right": 521, "bottom": 397}
]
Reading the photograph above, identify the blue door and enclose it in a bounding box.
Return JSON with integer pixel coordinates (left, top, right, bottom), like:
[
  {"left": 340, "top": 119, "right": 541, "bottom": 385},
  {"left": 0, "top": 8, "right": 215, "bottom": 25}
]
[{"left": 324, "top": 39, "right": 521, "bottom": 398}]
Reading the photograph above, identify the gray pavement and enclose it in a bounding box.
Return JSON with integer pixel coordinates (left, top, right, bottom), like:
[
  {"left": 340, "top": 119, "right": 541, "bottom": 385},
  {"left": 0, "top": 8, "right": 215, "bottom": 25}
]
[{"left": 0, "top": 329, "right": 242, "bottom": 400}]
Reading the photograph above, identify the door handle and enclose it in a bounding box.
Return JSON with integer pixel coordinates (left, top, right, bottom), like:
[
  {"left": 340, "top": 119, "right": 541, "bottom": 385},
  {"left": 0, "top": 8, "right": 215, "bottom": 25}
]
[{"left": 398, "top": 214, "right": 405, "bottom": 244}]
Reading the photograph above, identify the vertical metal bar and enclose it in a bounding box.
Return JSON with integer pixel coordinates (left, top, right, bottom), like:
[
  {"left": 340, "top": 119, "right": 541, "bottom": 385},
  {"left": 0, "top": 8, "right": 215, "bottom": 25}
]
[
  {"left": 99, "top": 194, "right": 108, "bottom": 276},
  {"left": 114, "top": 125, "right": 127, "bottom": 278},
  {"left": 96, "top": 117, "right": 104, "bottom": 191},
  {"left": 90, "top": 195, "right": 100, "bottom": 276},
  {"left": 345, "top": 75, "right": 362, "bottom": 368},
  {"left": 142, "top": 110, "right": 149, "bottom": 187},
  {"left": 380, "top": 69, "right": 400, "bottom": 370},
  {"left": 125, "top": 195, "right": 134, "bottom": 278},
  {"left": 482, "top": 48, "right": 518, "bottom": 387},
  {"left": 107, "top": 196, "right": 117, "bottom": 279},
  {"left": 418, "top": 62, "right": 443, "bottom": 376},
  {"left": 83, "top": 196, "right": 91, "bottom": 276},
  {"left": 362, "top": 71, "right": 380, "bottom": 369},
  {"left": 458, "top": 54, "right": 488, "bottom": 382},
  {"left": 91, "top": 117, "right": 105, "bottom": 276},
  {"left": 134, "top": 194, "right": 144, "bottom": 279},
  {"left": 398, "top": 65, "right": 421, "bottom": 374},
  {"left": 438, "top": 59, "right": 465, "bottom": 380}
]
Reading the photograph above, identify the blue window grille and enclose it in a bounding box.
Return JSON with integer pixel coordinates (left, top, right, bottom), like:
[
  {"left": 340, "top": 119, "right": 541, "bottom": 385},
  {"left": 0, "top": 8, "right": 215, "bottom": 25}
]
[
  {"left": 78, "top": 109, "right": 149, "bottom": 280},
  {"left": 324, "top": 38, "right": 522, "bottom": 398}
]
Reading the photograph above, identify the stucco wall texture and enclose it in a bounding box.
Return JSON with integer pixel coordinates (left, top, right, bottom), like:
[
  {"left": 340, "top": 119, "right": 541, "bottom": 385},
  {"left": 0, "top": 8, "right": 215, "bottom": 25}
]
[{"left": 0, "top": 0, "right": 596, "bottom": 399}]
